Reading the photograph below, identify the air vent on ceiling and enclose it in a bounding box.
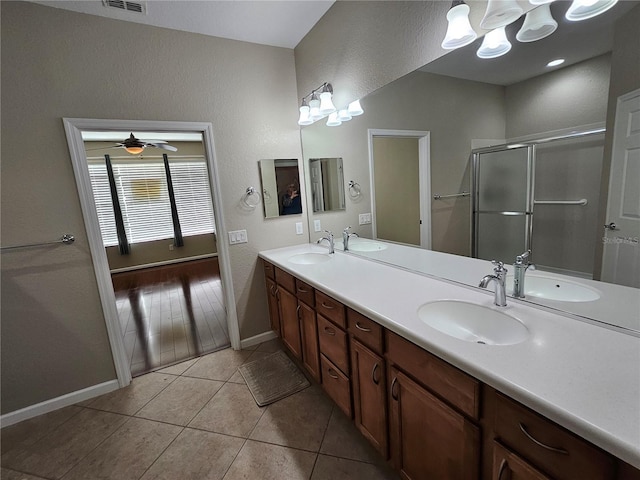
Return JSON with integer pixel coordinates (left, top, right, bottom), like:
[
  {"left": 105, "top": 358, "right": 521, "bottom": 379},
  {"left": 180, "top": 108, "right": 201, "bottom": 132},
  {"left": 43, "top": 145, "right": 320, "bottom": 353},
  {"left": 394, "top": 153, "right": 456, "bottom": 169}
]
[{"left": 102, "top": 0, "right": 146, "bottom": 15}]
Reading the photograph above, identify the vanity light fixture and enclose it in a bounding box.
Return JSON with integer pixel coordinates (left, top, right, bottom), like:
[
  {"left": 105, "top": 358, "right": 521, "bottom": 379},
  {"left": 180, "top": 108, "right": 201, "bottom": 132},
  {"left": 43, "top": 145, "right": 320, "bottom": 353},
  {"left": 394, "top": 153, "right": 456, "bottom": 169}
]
[
  {"left": 516, "top": 3, "right": 557, "bottom": 42},
  {"left": 297, "top": 82, "right": 364, "bottom": 126},
  {"left": 547, "top": 58, "right": 565, "bottom": 67},
  {"left": 326, "top": 112, "right": 342, "bottom": 127},
  {"left": 309, "top": 92, "right": 323, "bottom": 121},
  {"left": 297, "top": 98, "right": 313, "bottom": 126},
  {"left": 480, "top": 0, "right": 524, "bottom": 30},
  {"left": 347, "top": 99, "right": 364, "bottom": 116},
  {"left": 318, "top": 84, "right": 337, "bottom": 115},
  {"left": 565, "top": 0, "right": 618, "bottom": 21},
  {"left": 441, "top": 1, "right": 477, "bottom": 50},
  {"left": 477, "top": 27, "right": 512, "bottom": 59},
  {"left": 337, "top": 109, "right": 352, "bottom": 122}
]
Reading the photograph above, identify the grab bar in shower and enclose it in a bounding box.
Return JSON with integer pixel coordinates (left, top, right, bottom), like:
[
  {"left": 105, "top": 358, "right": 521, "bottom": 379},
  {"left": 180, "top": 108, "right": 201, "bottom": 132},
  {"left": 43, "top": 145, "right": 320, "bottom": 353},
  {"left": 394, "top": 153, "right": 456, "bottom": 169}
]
[
  {"left": 433, "top": 191, "right": 470, "bottom": 200},
  {"left": 533, "top": 199, "right": 588, "bottom": 206},
  {"left": 0, "top": 234, "right": 75, "bottom": 252}
]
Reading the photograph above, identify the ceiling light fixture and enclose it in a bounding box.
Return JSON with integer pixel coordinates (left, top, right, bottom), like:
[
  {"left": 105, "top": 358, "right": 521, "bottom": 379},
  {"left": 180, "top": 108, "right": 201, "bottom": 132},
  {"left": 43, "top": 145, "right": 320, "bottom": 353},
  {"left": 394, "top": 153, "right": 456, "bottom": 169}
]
[
  {"left": 124, "top": 146, "right": 145, "bottom": 155},
  {"left": 477, "top": 26, "right": 512, "bottom": 58},
  {"left": 565, "top": 0, "right": 618, "bottom": 21},
  {"left": 480, "top": 0, "right": 524, "bottom": 30},
  {"left": 516, "top": 3, "right": 558, "bottom": 42},
  {"left": 441, "top": 1, "right": 477, "bottom": 50},
  {"left": 297, "top": 82, "right": 364, "bottom": 126}
]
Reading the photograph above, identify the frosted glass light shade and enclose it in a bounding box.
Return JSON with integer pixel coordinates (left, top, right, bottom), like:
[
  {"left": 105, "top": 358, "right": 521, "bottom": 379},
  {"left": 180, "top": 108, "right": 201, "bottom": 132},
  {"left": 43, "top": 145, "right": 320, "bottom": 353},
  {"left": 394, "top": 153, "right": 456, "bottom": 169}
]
[
  {"left": 309, "top": 95, "right": 322, "bottom": 121},
  {"left": 298, "top": 105, "right": 313, "bottom": 126},
  {"left": 516, "top": 4, "right": 557, "bottom": 42},
  {"left": 326, "top": 112, "right": 342, "bottom": 127},
  {"left": 319, "top": 91, "right": 337, "bottom": 115},
  {"left": 337, "top": 109, "right": 352, "bottom": 121},
  {"left": 347, "top": 99, "right": 364, "bottom": 116},
  {"left": 477, "top": 27, "right": 512, "bottom": 58},
  {"left": 565, "top": 0, "right": 618, "bottom": 21},
  {"left": 480, "top": 0, "right": 524, "bottom": 29},
  {"left": 125, "top": 146, "right": 144, "bottom": 155},
  {"left": 441, "top": 3, "right": 478, "bottom": 50},
  {"left": 529, "top": 0, "right": 556, "bottom": 4}
]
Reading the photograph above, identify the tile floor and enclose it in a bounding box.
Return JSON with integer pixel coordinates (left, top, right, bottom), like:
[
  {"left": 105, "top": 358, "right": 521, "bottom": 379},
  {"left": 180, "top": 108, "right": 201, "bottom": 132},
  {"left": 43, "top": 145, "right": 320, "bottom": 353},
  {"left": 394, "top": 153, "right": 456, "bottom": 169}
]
[{"left": 1, "top": 340, "right": 400, "bottom": 480}]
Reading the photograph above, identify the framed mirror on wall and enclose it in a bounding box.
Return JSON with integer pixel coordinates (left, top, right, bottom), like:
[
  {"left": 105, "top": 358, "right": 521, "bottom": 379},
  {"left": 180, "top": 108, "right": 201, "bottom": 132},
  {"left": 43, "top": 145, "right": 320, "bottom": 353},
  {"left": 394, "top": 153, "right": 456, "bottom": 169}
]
[{"left": 259, "top": 159, "right": 302, "bottom": 218}]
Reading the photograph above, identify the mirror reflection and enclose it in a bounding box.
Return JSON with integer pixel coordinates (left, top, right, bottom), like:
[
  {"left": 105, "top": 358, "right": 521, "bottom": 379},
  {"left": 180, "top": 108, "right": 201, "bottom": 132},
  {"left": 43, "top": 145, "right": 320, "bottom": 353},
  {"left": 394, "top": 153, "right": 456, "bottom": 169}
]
[
  {"left": 300, "top": 1, "right": 639, "bottom": 330},
  {"left": 259, "top": 159, "right": 302, "bottom": 218},
  {"left": 309, "top": 157, "right": 346, "bottom": 213}
]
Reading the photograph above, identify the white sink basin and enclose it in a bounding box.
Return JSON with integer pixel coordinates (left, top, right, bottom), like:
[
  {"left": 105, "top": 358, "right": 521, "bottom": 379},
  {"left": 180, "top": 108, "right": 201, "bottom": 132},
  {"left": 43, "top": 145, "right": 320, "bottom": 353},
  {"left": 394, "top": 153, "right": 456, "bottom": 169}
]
[
  {"left": 417, "top": 300, "right": 530, "bottom": 345},
  {"left": 514, "top": 275, "right": 600, "bottom": 302},
  {"left": 347, "top": 240, "right": 388, "bottom": 252},
  {"left": 288, "top": 253, "right": 332, "bottom": 265}
]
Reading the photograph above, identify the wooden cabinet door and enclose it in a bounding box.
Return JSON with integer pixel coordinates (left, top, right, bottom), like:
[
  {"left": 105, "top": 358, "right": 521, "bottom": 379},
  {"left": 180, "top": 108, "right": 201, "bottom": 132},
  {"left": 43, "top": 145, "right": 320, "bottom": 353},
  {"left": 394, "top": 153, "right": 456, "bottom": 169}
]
[
  {"left": 279, "top": 287, "right": 302, "bottom": 359},
  {"left": 299, "top": 301, "right": 320, "bottom": 382},
  {"left": 266, "top": 277, "right": 280, "bottom": 336},
  {"left": 492, "top": 441, "right": 551, "bottom": 480},
  {"left": 389, "top": 367, "right": 480, "bottom": 480},
  {"left": 351, "top": 339, "right": 388, "bottom": 458}
]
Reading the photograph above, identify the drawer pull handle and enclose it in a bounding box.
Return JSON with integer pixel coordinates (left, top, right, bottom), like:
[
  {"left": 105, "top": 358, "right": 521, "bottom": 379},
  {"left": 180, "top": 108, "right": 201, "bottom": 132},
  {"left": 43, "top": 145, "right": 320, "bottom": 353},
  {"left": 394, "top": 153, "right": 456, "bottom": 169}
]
[
  {"left": 324, "top": 327, "right": 336, "bottom": 336},
  {"left": 497, "top": 459, "right": 510, "bottom": 480},
  {"left": 297, "top": 287, "right": 309, "bottom": 293},
  {"left": 270, "top": 284, "right": 276, "bottom": 295},
  {"left": 519, "top": 423, "right": 569, "bottom": 455},
  {"left": 321, "top": 302, "right": 335, "bottom": 309},
  {"left": 355, "top": 322, "right": 371, "bottom": 333},
  {"left": 390, "top": 376, "right": 399, "bottom": 400},
  {"left": 371, "top": 363, "right": 380, "bottom": 385},
  {"left": 327, "top": 368, "right": 339, "bottom": 380},
  {"left": 296, "top": 305, "right": 301, "bottom": 319}
]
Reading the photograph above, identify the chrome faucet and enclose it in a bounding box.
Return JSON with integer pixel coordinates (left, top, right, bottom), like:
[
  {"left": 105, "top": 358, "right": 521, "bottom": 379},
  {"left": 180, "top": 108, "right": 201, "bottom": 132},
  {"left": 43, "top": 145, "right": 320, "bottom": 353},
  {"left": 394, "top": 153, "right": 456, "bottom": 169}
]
[
  {"left": 342, "top": 226, "right": 359, "bottom": 251},
  {"left": 513, "top": 250, "right": 535, "bottom": 298},
  {"left": 317, "top": 230, "right": 335, "bottom": 254},
  {"left": 479, "top": 261, "right": 508, "bottom": 307}
]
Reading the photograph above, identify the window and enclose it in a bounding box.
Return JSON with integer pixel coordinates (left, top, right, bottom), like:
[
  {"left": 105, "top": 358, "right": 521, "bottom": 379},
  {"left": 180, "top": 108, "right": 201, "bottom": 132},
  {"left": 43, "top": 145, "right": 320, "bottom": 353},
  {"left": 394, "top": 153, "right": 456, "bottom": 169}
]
[{"left": 88, "top": 155, "right": 215, "bottom": 247}]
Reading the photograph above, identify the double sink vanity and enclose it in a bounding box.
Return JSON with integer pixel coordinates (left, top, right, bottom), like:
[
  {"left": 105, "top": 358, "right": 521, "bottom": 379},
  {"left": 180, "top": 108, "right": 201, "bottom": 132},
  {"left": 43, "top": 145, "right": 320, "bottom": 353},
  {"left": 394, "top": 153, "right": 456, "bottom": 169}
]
[{"left": 259, "top": 241, "right": 640, "bottom": 479}]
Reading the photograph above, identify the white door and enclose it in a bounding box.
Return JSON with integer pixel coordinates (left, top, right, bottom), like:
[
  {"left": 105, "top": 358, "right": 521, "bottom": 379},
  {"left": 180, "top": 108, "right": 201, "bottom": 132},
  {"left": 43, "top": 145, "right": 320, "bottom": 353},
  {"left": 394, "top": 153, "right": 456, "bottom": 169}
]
[{"left": 601, "top": 89, "right": 640, "bottom": 287}]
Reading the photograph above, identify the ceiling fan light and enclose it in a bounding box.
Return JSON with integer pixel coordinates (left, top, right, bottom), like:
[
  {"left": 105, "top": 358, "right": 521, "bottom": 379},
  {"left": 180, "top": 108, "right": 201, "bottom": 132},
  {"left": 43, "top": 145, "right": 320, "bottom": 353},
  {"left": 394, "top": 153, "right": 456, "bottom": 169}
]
[
  {"left": 516, "top": 4, "right": 558, "bottom": 42},
  {"left": 441, "top": 3, "right": 478, "bottom": 50},
  {"left": 326, "top": 112, "right": 342, "bottom": 127},
  {"left": 125, "top": 146, "right": 144, "bottom": 155},
  {"left": 319, "top": 91, "right": 337, "bottom": 115},
  {"left": 347, "top": 99, "right": 364, "bottom": 116},
  {"left": 298, "top": 105, "right": 313, "bottom": 126},
  {"left": 477, "top": 27, "right": 512, "bottom": 59},
  {"left": 480, "top": 0, "right": 524, "bottom": 30},
  {"left": 565, "top": 0, "right": 618, "bottom": 21}
]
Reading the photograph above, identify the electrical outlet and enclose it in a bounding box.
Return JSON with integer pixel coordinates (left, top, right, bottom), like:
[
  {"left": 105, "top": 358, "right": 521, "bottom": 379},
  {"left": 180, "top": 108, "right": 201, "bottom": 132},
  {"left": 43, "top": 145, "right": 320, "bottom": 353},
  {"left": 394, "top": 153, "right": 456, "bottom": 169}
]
[
  {"left": 314, "top": 219, "right": 321, "bottom": 232},
  {"left": 295, "top": 222, "right": 304, "bottom": 235},
  {"left": 228, "top": 229, "right": 248, "bottom": 245},
  {"left": 169, "top": 243, "right": 174, "bottom": 251},
  {"left": 359, "top": 213, "right": 372, "bottom": 225}
]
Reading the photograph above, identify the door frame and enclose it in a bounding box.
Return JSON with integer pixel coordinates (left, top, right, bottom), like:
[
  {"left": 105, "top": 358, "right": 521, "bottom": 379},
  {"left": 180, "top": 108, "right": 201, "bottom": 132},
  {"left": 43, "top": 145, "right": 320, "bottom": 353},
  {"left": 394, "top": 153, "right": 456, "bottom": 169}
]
[
  {"left": 367, "top": 129, "right": 431, "bottom": 249},
  {"left": 63, "top": 118, "right": 240, "bottom": 388}
]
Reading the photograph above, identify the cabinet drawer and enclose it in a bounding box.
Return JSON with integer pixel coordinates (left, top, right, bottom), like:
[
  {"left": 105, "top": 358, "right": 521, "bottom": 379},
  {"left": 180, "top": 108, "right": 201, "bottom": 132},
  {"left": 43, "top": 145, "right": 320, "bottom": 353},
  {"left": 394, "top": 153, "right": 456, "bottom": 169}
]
[
  {"left": 494, "top": 393, "right": 615, "bottom": 480},
  {"left": 295, "top": 279, "right": 315, "bottom": 307},
  {"left": 348, "top": 309, "right": 383, "bottom": 354},
  {"left": 492, "top": 441, "right": 551, "bottom": 480},
  {"left": 386, "top": 330, "right": 480, "bottom": 420},
  {"left": 317, "top": 314, "right": 349, "bottom": 375},
  {"left": 263, "top": 260, "right": 275, "bottom": 280},
  {"left": 315, "top": 290, "right": 346, "bottom": 328},
  {"left": 275, "top": 267, "right": 295, "bottom": 293},
  {"left": 321, "top": 354, "right": 352, "bottom": 418}
]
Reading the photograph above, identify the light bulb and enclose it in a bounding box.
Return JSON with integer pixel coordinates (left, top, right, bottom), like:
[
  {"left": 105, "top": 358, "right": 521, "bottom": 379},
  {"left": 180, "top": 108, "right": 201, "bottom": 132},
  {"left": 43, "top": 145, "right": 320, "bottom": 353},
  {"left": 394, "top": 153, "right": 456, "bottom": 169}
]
[
  {"left": 326, "top": 112, "right": 342, "bottom": 127},
  {"left": 298, "top": 105, "right": 313, "bottom": 126},
  {"left": 441, "top": 3, "right": 478, "bottom": 50},
  {"left": 477, "top": 27, "right": 512, "bottom": 59},
  {"left": 347, "top": 99, "right": 364, "bottom": 116}
]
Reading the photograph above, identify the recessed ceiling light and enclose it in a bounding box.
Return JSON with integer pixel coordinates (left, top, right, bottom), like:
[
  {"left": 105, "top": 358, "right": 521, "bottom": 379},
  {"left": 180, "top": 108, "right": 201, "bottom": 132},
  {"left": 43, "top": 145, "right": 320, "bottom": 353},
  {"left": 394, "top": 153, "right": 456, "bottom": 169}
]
[{"left": 547, "top": 58, "right": 565, "bottom": 67}]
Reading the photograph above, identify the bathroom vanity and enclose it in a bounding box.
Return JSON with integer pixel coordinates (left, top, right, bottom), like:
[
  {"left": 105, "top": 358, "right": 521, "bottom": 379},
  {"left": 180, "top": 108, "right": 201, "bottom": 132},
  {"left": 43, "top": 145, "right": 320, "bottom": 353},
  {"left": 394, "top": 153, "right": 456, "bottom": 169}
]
[{"left": 259, "top": 243, "right": 640, "bottom": 480}]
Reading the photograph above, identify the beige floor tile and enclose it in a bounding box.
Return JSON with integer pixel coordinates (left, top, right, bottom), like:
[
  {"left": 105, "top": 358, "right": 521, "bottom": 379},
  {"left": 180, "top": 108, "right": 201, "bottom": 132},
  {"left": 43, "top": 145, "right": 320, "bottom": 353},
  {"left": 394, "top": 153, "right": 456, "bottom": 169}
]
[
  {"left": 140, "top": 428, "right": 244, "bottom": 480},
  {"left": 135, "top": 376, "right": 223, "bottom": 426},
  {"left": 86, "top": 372, "right": 176, "bottom": 415},
  {"left": 155, "top": 357, "right": 198, "bottom": 375},
  {"left": 310, "top": 455, "right": 400, "bottom": 480},
  {"left": 182, "top": 348, "right": 252, "bottom": 381},
  {"left": 61, "top": 417, "right": 181, "bottom": 480},
  {"left": 1, "top": 406, "right": 82, "bottom": 455},
  {"left": 223, "top": 440, "right": 316, "bottom": 480},
  {"left": 249, "top": 388, "right": 332, "bottom": 452},
  {"left": 226, "top": 370, "right": 245, "bottom": 384},
  {"left": 320, "top": 408, "right": 382, "bottom": 464},
  {"left": 189, "top": 383, "right": 265, "bottom": 437},
  {"left": 0, "top": 467, "right": 49, "bottom": 479},
  {"left": 0, "top": 408, "right": 127, "bottom": 479}
]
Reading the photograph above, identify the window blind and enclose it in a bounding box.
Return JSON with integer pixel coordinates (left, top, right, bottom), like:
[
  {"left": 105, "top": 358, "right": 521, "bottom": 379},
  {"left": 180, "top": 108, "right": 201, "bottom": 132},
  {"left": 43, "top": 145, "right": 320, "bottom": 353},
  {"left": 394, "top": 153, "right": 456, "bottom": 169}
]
[{"left": 88, "top": 156, "right": 215, "bottom": 247}]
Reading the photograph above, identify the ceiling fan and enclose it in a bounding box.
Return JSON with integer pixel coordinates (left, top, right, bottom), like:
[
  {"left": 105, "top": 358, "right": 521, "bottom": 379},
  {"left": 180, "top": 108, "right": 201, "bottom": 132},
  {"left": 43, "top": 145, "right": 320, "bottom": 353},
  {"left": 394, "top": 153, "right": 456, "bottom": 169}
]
[{"left": 86, "top": 133, "right": 178, "bottom": 154}]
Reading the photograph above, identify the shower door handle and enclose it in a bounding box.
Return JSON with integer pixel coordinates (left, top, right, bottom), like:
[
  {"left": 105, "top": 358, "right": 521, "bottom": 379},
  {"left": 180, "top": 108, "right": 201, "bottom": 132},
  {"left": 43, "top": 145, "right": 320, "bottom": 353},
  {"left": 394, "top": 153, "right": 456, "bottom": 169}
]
[{"left": 604, "top": 222, "right": 617, "bottom": 231}]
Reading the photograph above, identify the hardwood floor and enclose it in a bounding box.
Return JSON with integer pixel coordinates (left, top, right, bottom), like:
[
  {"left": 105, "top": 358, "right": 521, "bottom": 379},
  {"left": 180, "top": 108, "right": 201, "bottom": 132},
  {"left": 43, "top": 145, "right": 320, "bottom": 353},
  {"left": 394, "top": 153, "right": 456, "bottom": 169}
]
[{"left": 112, "top": 257, "right": 229, "bottom": 376}]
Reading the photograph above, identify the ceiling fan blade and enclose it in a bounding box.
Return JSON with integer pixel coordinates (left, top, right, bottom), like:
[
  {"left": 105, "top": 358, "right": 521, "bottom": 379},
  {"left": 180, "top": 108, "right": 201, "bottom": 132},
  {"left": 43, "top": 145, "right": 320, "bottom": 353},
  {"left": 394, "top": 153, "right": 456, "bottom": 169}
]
[
  {"left": 84, "top": 144, "right": 122, "bottom": 152},
  {"left": 151, "top": 143, "right": 178, "bottom": 152}
]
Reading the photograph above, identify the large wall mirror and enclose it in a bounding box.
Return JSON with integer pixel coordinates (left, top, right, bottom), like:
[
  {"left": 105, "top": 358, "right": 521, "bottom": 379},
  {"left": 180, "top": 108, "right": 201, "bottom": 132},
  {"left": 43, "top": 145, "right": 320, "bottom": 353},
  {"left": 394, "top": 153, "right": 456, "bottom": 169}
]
[
  {"left": 300, "top": 1, "right": 639, "bottom": 331},
  {"left": 259, "top": 159, "right": 302, "bottom": 218}
]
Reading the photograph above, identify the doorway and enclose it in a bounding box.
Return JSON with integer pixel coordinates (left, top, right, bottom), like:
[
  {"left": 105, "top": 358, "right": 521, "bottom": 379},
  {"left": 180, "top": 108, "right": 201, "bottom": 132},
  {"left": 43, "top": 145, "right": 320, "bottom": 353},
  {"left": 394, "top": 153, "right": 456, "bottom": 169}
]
[{"left": 64, "top": 119, "right": 239, "bottom": 387}]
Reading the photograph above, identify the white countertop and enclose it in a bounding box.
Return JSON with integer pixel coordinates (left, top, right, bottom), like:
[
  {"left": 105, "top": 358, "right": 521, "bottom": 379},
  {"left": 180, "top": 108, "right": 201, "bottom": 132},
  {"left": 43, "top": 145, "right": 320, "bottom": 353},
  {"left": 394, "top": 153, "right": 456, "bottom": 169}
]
[{"left": 259, "top": 243, "right": 640, "bottom": 469}]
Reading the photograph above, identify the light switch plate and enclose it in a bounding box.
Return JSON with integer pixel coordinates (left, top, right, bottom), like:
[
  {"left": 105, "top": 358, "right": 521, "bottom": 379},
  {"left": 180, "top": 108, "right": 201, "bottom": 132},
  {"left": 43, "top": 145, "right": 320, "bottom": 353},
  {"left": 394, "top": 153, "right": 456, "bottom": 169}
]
[
  {"left": 314, "top": 219, "right": 321, "bottom": 232},
  {"left": 295, "top": 222, "right": 304, "bottom": 235},
  {"left": 359, "top": 213, "right": 372, "bottom": 225},
  {"left": 228, "top": 229, "right": 248, "bottom": 245}
]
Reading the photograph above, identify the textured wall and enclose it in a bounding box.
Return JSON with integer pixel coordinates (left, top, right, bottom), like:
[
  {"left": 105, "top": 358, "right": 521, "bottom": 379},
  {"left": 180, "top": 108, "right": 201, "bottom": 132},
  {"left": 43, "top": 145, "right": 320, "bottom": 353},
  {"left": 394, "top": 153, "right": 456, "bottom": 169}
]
[{"left": 1, "top": 1, "right": 303, "bottom": 414}]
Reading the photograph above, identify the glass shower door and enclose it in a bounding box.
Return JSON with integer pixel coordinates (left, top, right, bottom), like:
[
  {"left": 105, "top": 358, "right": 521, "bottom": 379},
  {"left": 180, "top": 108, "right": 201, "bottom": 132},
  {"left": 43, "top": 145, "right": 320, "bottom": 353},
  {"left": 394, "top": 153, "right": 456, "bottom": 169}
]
[{"left": 473, "top": 145, "right": 532, "bottom": 263}]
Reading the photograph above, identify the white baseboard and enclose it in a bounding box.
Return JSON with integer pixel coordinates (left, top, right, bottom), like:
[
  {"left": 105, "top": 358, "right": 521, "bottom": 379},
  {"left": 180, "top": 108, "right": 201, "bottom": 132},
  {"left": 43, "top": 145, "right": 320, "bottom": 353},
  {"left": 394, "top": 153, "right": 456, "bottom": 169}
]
[
  {"left": 1, "top": 380, "right": 120, "bottom": 428},
  {"left": 240, "top": 330, "right": 277, "bottom": 350}
]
